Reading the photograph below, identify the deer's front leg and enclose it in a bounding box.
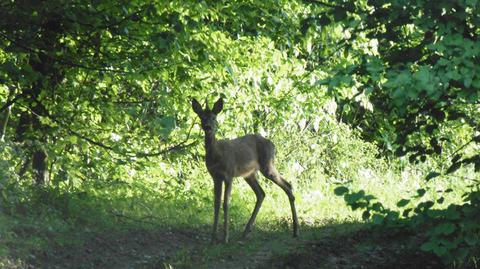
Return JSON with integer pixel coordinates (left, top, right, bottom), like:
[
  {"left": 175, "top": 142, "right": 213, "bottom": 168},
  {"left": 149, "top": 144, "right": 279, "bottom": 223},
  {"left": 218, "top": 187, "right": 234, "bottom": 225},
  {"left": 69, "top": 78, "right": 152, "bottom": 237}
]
[
  {"left": 212, "top": 179, "right": 223, "bottom": 243},
  {"left": 223, "top": 180, "right": 233, "bottom": 243}
]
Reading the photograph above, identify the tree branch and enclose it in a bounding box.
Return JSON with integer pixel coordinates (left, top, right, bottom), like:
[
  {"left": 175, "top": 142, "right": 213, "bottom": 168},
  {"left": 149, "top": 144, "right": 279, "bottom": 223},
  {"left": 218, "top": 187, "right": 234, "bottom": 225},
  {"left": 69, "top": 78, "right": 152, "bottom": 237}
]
[
  {"left": 51, "top": 114, "right": 196, "bottom": 158},
  {"left": 23, "top": 101, "right": 197, "bottom": 159},
  {"left": 0, "top": 31, "right": 169, "bottom": 75},
  {"left": 0, "top": 91, "right": 27, "bottom": 113},
  {"left": 308, "top": 0, "right": 342, "bottom": 9}
]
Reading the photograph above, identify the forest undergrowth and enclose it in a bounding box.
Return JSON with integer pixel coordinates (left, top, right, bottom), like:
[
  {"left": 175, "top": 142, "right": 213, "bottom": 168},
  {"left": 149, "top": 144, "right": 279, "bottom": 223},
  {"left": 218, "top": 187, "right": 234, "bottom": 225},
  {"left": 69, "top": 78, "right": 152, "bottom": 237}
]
[{"left": 1, "top": 119, "right": 475, "bottom": 269}]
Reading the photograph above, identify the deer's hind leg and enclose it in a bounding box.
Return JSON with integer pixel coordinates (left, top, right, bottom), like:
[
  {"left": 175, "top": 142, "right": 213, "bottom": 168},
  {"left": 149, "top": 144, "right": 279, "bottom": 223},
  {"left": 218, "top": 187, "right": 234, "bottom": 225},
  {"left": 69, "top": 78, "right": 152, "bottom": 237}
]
[
  {"left": 243, "top": 173, "right": 265, "bottom": 237},
  {"left": 260, "top": 162, "right": 299, "bottom": 237}
]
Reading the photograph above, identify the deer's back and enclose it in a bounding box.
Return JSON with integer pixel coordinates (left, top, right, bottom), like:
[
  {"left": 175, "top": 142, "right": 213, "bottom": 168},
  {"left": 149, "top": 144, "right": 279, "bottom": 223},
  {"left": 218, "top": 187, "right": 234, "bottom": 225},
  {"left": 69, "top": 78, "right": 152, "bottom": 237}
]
[{"left": 213, "top": 134, "right": 275, "bottom": 178}]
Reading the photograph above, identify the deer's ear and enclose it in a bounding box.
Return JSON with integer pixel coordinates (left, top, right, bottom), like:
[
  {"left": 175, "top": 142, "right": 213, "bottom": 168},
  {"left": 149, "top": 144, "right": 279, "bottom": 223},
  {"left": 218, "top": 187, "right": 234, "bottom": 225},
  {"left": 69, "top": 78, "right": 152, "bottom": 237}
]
[
  {"left": 212, "top": 98, "right": 224, "bottom": 114},
  {"left": 192, "top": 98, "right": 203, "bottom": 115}
]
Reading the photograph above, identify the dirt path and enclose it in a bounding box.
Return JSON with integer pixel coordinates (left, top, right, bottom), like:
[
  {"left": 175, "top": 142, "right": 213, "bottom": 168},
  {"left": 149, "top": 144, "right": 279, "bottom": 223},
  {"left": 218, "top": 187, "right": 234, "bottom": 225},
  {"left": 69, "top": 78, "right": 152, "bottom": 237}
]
[
  {"left": 258, "top": 230, "right": 446, "bottom": 269},
  {"left": 24, "top": 225, "right": 446, "bottom": 269},
  {"left": 32, "top": 228, "right": 206, "bottom": 269},
  {"left": 30, "top": 227, "right": 302, "bottom": 269},
  {"left": 200, "top": 236, "right": 299, "bottom": 269}
]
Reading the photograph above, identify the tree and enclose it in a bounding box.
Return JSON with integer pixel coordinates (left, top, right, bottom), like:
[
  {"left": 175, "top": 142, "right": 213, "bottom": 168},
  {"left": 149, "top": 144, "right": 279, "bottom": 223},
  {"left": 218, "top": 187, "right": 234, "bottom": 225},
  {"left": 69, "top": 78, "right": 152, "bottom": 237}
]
[
  {"left": 0, "top": 0, "right": 312, "bottom": 185},
  {"left": 0, "top": 1, "right": 185, "bottom": 184},
  {"left": 308, "top": 0, "right": 479, "bottom": 170},
  {"left": 310, "top": 0, "right": 480, "bottom": 264}
]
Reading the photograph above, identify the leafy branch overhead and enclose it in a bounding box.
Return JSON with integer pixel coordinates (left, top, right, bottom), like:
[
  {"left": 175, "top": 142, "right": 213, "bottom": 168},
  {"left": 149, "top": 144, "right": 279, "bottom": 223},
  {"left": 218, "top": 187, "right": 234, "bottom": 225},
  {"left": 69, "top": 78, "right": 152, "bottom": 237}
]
[
  {"left": 307, "top": 0, "right": 480, "bottom": 168},
  {"left": 0, "top": 0, "right": 328, "bottom": 186}
]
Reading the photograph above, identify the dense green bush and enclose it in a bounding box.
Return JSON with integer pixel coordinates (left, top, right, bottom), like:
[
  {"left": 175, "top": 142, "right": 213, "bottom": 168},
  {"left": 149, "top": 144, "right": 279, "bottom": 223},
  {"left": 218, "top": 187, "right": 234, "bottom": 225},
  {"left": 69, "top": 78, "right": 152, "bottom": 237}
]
[{"left": 335, "top": 175, "right": 480, "bottom": 267}]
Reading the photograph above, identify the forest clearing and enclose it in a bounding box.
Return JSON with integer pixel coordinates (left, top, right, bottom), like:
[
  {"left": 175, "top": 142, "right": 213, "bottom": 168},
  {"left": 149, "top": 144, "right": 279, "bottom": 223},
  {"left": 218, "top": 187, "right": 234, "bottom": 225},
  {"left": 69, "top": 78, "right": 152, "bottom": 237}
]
[{"left": 1, "top": 0, "right": 479, "bottom": 268}]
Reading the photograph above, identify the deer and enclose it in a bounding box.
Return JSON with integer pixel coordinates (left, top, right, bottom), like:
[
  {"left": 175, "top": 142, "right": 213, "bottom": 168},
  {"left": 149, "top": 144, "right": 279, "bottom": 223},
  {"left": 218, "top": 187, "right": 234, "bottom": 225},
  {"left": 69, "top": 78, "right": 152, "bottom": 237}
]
[{"left": 192, "top": 97, "right": 299, "bottom": 243}]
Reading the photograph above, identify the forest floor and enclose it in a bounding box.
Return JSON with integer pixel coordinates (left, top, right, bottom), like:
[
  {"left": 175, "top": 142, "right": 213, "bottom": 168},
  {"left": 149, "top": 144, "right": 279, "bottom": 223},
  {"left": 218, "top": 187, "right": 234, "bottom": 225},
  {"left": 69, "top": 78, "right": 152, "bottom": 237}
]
[{"left": 3, "top": 220, "right": 445, "bottom": 269}]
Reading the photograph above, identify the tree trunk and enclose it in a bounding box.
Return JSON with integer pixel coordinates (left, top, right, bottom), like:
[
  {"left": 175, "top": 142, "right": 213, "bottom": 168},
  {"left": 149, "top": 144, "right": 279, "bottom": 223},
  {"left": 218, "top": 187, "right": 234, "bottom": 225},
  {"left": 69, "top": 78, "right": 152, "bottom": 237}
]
[
  {"left": 32, "top": 147, "right": 48, "bottom": 185},
  {"left": 1, "top": 88, "right": 15, "bottom": 141},
  {"left": 0, "top": 105, "right": 10, "bottom": 141},
  {"left": 15, "top": 111, "right": 49, "bottom": 185}
]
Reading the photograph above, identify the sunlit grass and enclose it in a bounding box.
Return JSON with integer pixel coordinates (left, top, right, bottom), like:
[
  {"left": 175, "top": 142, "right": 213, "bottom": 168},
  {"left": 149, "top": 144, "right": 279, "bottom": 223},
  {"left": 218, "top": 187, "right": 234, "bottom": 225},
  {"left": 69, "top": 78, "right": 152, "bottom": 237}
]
[{"left": 216, "top": 159, "right": 474, "bottom": 236}]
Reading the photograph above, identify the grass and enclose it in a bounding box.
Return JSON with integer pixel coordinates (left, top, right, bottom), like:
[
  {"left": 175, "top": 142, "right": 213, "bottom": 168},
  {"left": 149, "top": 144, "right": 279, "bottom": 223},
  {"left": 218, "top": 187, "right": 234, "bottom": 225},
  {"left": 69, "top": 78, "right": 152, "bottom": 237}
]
[
  {"left": 1, "top": 165, "right": 473, "bottom": 268},
  {"left": 0, "top": 124, "right": 477, "bottom": 268}
]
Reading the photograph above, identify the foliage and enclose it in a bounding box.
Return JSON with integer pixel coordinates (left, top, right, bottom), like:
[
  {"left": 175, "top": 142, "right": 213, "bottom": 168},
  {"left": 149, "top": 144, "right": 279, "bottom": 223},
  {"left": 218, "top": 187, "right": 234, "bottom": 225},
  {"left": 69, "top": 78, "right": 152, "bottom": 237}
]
[
  {"left": 0, "top": 0, "right": 315, "bottom": 186},
  {"left": 310, "top": 0, "right": 480, "bottom": 266},
  {"left": 0, "top": 0, "right": 479, "bottom": 268},
  {"left": 308, "top": 0, "right": 480, "bottom": 162},
  {"left": 335, "top": 180, "right": 480, "bottom": 266}
]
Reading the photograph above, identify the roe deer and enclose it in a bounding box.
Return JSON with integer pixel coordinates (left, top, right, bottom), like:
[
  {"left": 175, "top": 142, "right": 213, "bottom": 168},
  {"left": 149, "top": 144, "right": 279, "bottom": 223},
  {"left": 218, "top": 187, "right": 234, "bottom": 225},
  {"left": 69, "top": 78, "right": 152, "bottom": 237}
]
[{"left": 192, "top": 98, "right": 299, "bottom": 243}]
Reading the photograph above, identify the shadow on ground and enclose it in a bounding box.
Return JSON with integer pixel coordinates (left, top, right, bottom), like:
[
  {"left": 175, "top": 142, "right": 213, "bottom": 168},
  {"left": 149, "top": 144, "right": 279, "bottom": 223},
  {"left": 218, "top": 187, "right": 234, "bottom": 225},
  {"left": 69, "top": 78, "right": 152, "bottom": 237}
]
[{"left": 2, "top": 220, "right": 445, "bottom": 269}]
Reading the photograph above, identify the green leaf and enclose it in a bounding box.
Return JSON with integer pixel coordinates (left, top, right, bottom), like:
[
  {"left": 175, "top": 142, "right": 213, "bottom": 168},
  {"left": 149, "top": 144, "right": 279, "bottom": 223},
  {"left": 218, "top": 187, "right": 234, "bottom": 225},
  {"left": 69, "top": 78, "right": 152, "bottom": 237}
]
[
  {"left": 402, "top": 208, "right": 412, "bottom": 217},
  {"left": 454, "top": 247, "right": 469, "bottom": 261},
  {"left": 345, "top": 190, "right": 365, "bottom": 204},
  {"left": 421, "top": 241, "right": 437, "bottom": 252},
  {"left": 464, "top": 236, "right": 478, "bottom": 246},
  {"left": 68, "top": 136, "right": 78, "bottom": 144},
  {"left": 434, "top": 223, "right": 456, "bottom": 235},
  {"left": 385, "top": 211, "right": 399, "bottom": 220},
  {"left": 371, "top": 214, "right": 384, "bottom": 225},
  {"left": 417, "top": 188, "right": 426, "bottom": 197},
  {"left": 427, "top": 209, "right": 443, "bottom": 218},
  {"left": 425, "top": 171, "right": 441, "bottom": 182},
  {"left": 433, "top": 245, "right": 447, "bottom": 256},
  {"left": 464, "top": 77, "right": 472, "bottom": 88},
  {"left": 156, "top": 116, "right": 176, "bottom": 137},
  {"left": 466, "top": 0, "right": 478, "bottom": 6},
  {"left": 446, "top": 162, "right": 461, "bottom": 174},
  {"left": 333, "top": 186, "right": 349, "bottom": 196},
  {"left": 396, "top": 199, "right": 410, "bottom": 207},
  {"left": 451, "top": 154, "right": 462, "bottom": 163},
  {"left": 445, "top": 206, "right": 461, "bottom": 220},
  {"left": 371, "top": 202, "right": 383, "bottom": 212},
  {"left": 424, "top": 201, "right": 434, "bottom": 209},
  {"left": 362, "top": 210, "right": 371, "bottom": 220}
]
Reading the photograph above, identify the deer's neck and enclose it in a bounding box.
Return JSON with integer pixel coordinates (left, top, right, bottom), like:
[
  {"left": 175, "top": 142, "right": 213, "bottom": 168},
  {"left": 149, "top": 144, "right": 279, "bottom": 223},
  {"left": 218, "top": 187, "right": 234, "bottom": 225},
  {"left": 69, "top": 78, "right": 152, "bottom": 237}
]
[{"left": 204, "top": 132, "right": 220, "bottom": 159}]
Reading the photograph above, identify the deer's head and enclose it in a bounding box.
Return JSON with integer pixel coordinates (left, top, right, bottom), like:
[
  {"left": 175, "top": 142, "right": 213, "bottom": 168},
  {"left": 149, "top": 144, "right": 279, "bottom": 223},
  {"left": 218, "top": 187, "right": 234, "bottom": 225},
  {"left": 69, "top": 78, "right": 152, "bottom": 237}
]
[{"left": 192, "top": 98, "right": 224, "bottom": 135}]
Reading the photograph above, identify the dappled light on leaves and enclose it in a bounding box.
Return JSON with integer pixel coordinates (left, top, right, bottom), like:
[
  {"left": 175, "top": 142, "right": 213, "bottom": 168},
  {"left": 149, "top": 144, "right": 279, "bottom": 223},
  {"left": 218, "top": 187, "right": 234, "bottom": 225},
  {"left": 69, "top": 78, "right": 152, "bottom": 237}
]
[{"left": 0, "top": 0, "right": 479, "bottom": 268}]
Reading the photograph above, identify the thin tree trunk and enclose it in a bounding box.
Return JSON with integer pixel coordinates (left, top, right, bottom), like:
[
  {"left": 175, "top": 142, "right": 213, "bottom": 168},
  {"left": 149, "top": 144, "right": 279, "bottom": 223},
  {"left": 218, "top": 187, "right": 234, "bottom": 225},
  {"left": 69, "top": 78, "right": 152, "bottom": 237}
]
[
  {"left": 1, "top": 88, "right": 15, "bottom": 141},
  {"left": 0, "top": 105, "right": 10, "bottom": 141}
]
